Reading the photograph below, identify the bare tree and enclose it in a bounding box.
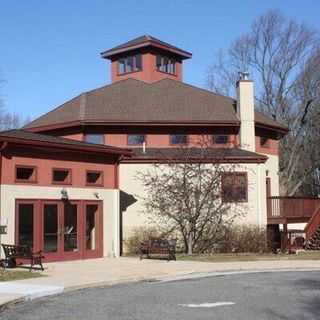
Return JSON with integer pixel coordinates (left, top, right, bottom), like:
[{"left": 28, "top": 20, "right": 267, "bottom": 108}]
[
  {"left": 207, "top": 10, "right": 320, "bottom": 196},
  {"left": 0, "top": 77, "right": 28, "bottom": 130},
  {"left": 136, "top": 146, "right": 247, "bottom": 254}
]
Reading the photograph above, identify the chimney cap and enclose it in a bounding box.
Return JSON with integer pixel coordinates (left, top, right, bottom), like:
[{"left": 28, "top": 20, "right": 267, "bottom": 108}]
[{"left": 238, "top": 71, "right": 250, "bottom": 80}]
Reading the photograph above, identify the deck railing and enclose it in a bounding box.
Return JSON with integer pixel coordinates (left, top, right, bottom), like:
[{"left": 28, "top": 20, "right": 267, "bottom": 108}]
[
  {"left": 305, "top": 206, "right": 320, "bottom": 240},
  {"left": 267, "top": 196, "right": 320, "bottom": 219}
]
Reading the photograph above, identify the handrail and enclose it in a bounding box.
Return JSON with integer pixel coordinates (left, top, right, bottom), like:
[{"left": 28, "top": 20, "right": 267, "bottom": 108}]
[
  {"left": 305, "top": 205, "right": 320, "bottom": 240},
  {"left": 267, "top": 196, "right": 320, "bottom": 219}
]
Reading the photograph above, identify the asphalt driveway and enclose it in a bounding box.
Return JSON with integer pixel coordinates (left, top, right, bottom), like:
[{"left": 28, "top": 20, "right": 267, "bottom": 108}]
[{"left": 2, "top": 271, "right": 320, "bottom": 320}]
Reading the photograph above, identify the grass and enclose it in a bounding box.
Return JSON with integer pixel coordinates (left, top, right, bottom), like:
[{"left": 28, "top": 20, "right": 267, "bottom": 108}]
[
  {"left": 177, "top": 251, "right": 320, "bottom": 263},
  {"left": 0, "top": 269, "right": 43, "bottom": 282}
]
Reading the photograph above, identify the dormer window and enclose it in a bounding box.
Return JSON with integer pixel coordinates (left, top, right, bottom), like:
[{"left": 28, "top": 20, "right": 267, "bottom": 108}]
[
  {"left": 156, "top": 55, "right": 175, "bottom": 74},
  {"left": 118, "top": 54, "right": 142, "bottom": 74}
]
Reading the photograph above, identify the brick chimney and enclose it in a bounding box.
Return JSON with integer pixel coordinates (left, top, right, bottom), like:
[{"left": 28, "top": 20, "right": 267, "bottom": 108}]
[
  {"left": 236, "top": 72, "right": 255, "bottom": 152},
  {"left": 100, "top": 35, "right": 192, "bottom": 83}
]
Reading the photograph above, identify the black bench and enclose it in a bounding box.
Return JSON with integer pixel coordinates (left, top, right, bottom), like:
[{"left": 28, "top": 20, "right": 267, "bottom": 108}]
[
  {"left": 2, "top": 244, "right": 44, "bottom": 271},
  {"left": 139, "top": 238, "right": 176, "bottom": 261}
]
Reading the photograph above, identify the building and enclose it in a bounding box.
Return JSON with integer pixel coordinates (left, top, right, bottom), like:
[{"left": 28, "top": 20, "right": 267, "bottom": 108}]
[{"left": 1, "top": 35, "right": 318, "bottom": 261}]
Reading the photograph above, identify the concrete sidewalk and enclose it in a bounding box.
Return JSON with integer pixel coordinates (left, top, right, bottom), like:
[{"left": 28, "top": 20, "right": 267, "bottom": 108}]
[{"left": 1, "top": 257, "right": 320, "bottom": 308}]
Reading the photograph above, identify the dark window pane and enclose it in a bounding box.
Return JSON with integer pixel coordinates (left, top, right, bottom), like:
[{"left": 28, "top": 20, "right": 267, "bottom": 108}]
[
  {"left": 18, "top": 204, "right": 34, "bottom": 248},
  {"left": 85, "top": 134, "right": 104, "bottom": 144},
  {"left": 44, "top": 204, "right": 58, "bottom": 253},
  {"left": 170, "top": 135, "right": 187, "bottom": 145},
  {"left": 64, "top": 203, "right": 78, "bottom": 252},
  {"left": 126, "top": 56, "right": 133, "bottom": 72},
  {"left": 135, "top": 54, "right": 142, "bottom": 70},
  {"left": 86, "top": 205, "right": 98, "bottom": 250},
  {"left": 53, "top": 169, "right": 70, "bottom": 183},
  {"left": 260, "top": 137, "right": 270, "bottom": 147},
  {"left": 16, "top": 167, "right": 35, "bottom": 181},
  {"left": 118, "top": 60, "right": 125, "bottom": 74},
  {"left": 86, "top": 171, "right": 102, "bottom": 185},
  {"left": 128, "top": 134, "right": 145, "bottom": 145},
  {"left": 156, "top": 55, "right": 162, "bottom": 68},
  {"left": 213, "top": 135, "right": 229, "bottom": 144}
]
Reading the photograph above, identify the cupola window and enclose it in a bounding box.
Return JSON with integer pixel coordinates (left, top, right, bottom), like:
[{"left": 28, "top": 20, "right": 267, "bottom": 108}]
[
  {"left": 118, "top": 54, "right": 142, "bottom": 74},
  {"left": 156, "top": 55, "right": 176, "bottom": 74}
]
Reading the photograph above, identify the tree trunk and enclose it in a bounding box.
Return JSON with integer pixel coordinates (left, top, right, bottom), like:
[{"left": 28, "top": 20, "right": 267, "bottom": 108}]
[{"left": 188, "top": 233, "right": 193, "bottom": 255}]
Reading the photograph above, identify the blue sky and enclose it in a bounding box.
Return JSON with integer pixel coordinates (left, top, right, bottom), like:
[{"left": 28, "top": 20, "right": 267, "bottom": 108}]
[{"left": 0, "top": 1, "right": 319, "bottom": 120}]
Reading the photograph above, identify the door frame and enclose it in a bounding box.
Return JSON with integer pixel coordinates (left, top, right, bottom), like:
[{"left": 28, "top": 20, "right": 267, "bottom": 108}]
[
  {"left": 15, "top": 199, "right": 104, "bottom": 262},
  {"left": 83, "top": 200, "right": 103, "bottom": 259}
]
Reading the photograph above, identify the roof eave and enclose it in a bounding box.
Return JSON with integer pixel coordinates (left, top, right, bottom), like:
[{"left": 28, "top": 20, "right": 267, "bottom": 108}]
[
  {"left": 255, "top": 122, "right": 289, "bottom": 135},
  {"left": 0, "top": 136, "right": 132, "bottom": 157},
  {"left": 25, "top": 120, "right": 241, "bottom": 133},
  {"left": 101, "top": 41, "right": 192, "bottom": 60}
]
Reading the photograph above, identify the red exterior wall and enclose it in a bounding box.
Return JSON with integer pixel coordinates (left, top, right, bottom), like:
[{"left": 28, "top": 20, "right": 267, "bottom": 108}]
[
  {"left": 62, "top": 133, "right": 239, "bottom": 149},
  {"left": 58, "top": 129, "right": 279, "bottom": 155},
  {"left": 1, "top": 149, "right": 117, "bottom": 188},
  {"left": 255, "top": 136, "right": 279, "bottom": 156},
  {"left": 111, "top": 52, "right": 182, "bottom": 83}
]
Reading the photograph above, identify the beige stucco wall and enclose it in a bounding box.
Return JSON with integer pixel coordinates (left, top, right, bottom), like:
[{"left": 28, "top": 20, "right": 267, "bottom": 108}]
[
  {"left": 119, "top": 162, "right": 268, "bottom": 241},
  {"left": 260, "top": 153, "right": 280, "bottom": 197},
  {"left": 0, "top": 185, "right": 120, "bottom": 258}
]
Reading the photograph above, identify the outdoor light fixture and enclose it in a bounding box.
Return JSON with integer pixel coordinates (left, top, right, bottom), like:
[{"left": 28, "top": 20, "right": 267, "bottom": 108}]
[
  {"left": 61, "top": 188, "right": 69, "bottom": 200},
  {"left": 94, "top": 192, "right": 100, "bottom": 199}
]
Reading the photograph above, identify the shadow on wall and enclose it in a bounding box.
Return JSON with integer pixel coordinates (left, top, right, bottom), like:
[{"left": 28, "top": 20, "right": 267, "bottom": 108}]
[{"left": 119, "top": 190, "right": 137, "bottom": 256}]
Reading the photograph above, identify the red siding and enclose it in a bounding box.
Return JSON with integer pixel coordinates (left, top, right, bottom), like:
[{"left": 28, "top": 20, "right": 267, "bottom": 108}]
[
  {"left": 111, "top": 52, "right": 182, "bottom": 83},
  {"left": 1, "top": 154, "right": 116, "bottom": 188}
]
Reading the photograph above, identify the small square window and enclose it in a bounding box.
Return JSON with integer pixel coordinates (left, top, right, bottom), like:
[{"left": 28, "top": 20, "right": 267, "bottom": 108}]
[
  {"left": 16, "top": 166, "right": 36, "bottom": 182},
  {"left": 86, "top": 171, "right": 103, "bottom": 186},
  {"left": 260, "top": 137, "right": 270, "bottom": 148},
  {"left": 128, "top": 135, "right": 145, "bottom": 145},
  {"left": 170, "top": 135, "right": 188, "bottom": 145},
  {"left": 84, "top": 134, "right": 104, "bottom": 145},
  {"left": 52, "top": 169, "right": 71, "bottom": 184},
  {"left": 213, "top": 135, "right": 229, "bottom": 144},
  {"left": 221, "top": 173, "right": 248, "bottom": 203}
]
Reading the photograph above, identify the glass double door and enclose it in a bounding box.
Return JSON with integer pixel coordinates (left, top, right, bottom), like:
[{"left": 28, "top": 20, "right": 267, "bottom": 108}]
[{"left": 16, "top": 200, "right": 103, "bottom": 262}]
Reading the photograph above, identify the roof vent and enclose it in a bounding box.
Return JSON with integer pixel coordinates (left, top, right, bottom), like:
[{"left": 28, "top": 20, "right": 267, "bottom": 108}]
[{"left": 238, "top": 71, "right": 250, "bottom": 80}]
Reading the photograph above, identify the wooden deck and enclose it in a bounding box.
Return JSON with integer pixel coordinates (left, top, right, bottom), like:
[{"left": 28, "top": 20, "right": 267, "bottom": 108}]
[{"left": 267, "top": 196, "right": 320, "bottom": 225}]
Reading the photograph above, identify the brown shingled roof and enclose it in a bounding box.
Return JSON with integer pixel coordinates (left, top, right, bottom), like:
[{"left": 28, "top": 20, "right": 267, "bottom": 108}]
[
  {"left": 125, "top": 147, "right": 267, "bottom": 163},
  {"left": 24, "top": 78, "right": 287, "bottom": 134},
  {"left": 0, "top": 129, "right": 131, "bottom": 156},
  {"left": 100, "top": 35, "right": 192, "bottom": 59}
]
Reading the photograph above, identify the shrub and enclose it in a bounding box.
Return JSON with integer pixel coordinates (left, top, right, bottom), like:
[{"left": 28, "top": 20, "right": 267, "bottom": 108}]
[
  {"left": 124, "top": 226, "right": 162, "bottom": 254},
  {"left": 217, "top": 225, "right": 270, "bottom": 253}
]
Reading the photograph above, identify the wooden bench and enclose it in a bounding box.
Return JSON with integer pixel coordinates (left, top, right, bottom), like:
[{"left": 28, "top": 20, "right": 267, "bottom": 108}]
[
  {"left": 139, "top": 238, "right": 176, "bottom": 261},
  {"left": 1, "top": 244, "right": 44, "bottom": 271}
]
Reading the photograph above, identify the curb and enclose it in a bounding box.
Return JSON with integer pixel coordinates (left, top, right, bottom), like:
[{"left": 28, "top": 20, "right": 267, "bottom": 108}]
[{"left": 1, "top": 267, "right": 320, "bottom": 312}]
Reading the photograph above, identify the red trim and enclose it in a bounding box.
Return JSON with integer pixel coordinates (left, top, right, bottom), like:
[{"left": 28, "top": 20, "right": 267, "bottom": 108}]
[{"left": 15, "top": 199, "right": 103, "bottom": 262}]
